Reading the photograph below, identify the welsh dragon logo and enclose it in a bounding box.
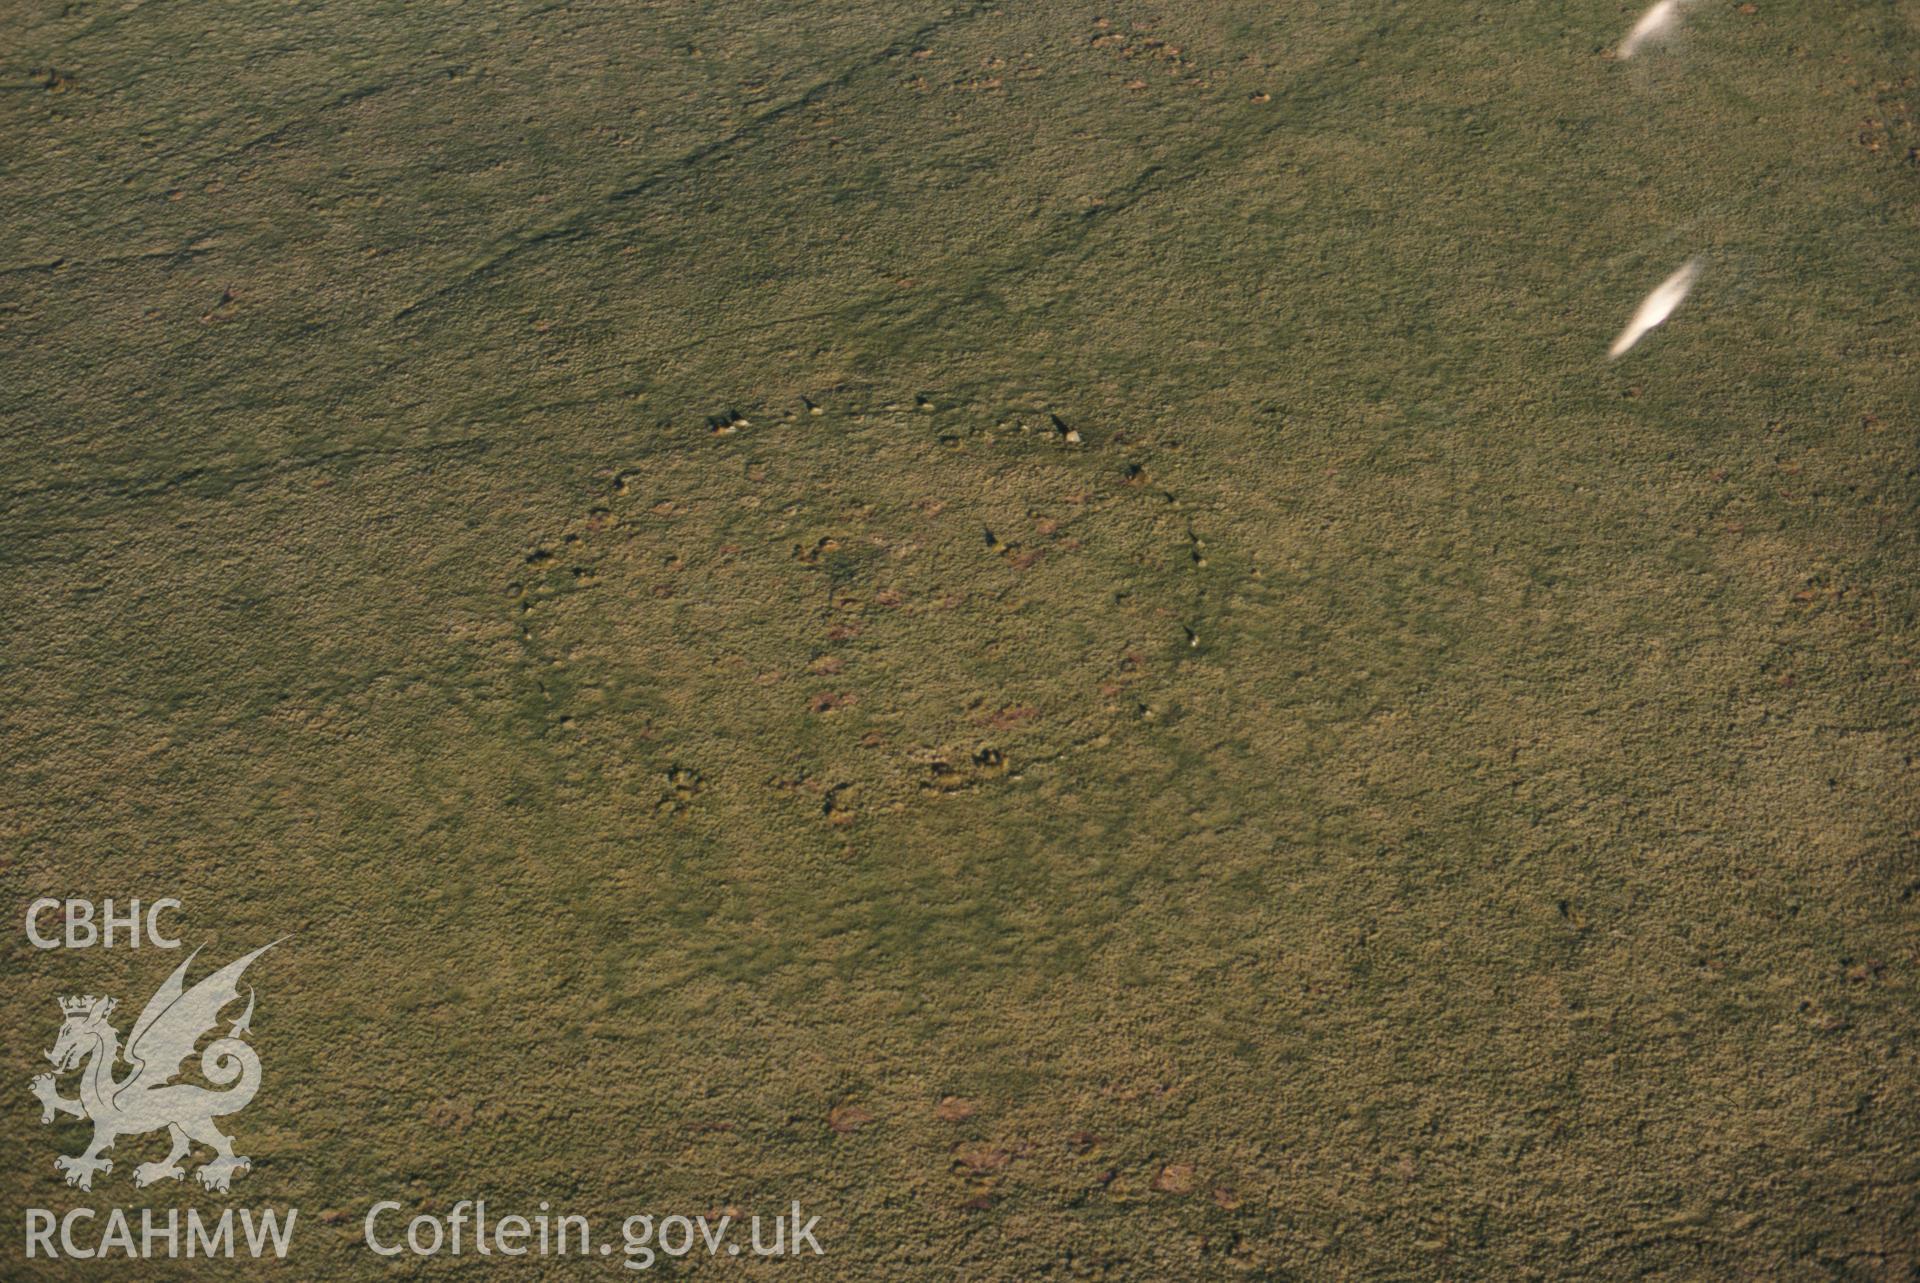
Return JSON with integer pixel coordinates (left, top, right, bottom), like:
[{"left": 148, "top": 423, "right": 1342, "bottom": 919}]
[{"left": 29, "top": 942, "right": 279, "bottom": 1193}]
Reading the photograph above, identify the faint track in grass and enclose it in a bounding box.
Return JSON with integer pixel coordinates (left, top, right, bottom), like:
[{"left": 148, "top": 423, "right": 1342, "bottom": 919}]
[
  {"left": 0, "top": 436, "right": 497, "bottom": 522},
  {"left": 388, "top": 3, "right": 998, "bottom": 324}
]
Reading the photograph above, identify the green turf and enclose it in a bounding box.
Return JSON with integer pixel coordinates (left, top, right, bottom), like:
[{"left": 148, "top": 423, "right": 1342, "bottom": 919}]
[{"left": 4, "top": 0, "right": 1917, "bottom": 1277}]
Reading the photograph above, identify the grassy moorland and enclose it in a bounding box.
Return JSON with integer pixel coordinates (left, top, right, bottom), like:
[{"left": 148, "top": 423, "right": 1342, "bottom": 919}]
[{"left": 3, "top": 0, "right": 1917, "bottom": 1277}]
